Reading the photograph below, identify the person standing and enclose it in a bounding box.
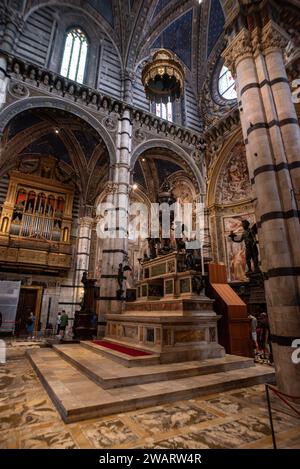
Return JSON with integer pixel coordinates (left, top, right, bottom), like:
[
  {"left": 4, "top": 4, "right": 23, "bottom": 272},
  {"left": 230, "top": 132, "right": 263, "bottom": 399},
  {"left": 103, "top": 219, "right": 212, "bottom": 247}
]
[
  {"left": 56, "top": 312, "right": 62, "bottom": 335},
  {"left": 248, "top": 314, "right": 259, "bottom": 355},
  {"left": 26, "top": 312, "right": 35, "bottom": 340},
  {"left": 260, "top": 312, "right": 272, "bottom": 364},
  {"left": 59, "top": 310, "right": 68, "bottom": 339}
]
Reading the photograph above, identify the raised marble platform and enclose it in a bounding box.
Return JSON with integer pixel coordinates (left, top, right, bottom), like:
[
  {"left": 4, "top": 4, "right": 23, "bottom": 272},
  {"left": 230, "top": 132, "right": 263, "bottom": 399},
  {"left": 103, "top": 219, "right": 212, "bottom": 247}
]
[
  {"left": 27, "top": 344, "right": 275, "bottom": 423},
  {"left": 53, "top": 343, "right": 254, "bottom": 388}
]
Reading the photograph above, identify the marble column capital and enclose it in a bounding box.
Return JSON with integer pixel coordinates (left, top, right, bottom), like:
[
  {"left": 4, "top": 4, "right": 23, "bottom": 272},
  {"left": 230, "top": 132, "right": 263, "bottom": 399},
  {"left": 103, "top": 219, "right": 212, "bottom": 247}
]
[
  {"left": 222, "top": 28, "right": 253, "bottom": 76},
  {"left": 103, "top": 181, "right": 119, "bottom": 196},
  {"left": 79, "top": 216, "right": 94, "bottom": 228},
  {"left": 122, "top": 69, "right": 135, "bottom": 83},
  {"left": 260, "top": 21, "right": 289, "bottom": 56}
]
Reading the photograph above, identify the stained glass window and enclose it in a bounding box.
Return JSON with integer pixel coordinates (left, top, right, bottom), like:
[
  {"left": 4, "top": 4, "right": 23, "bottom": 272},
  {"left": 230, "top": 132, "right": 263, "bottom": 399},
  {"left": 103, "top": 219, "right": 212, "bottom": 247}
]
[
  {"left": 218, "top": 65, "right": 237, "bottom": 100},
  {"left": 60, "top": 28, "right": 88, "bottom": 84},
  {"left": 155, "top": 98, "right": 173, "bottom": 121}
]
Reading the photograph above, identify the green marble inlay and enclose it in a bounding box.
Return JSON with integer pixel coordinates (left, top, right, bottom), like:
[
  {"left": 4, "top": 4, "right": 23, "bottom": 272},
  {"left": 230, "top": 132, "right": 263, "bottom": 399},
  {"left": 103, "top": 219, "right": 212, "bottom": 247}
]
[
  {"left": 180, "top": 278, "right": 190, "bottom": 293},
  {"left": 151, "top": 263, "right": 167, "bottom": 277},
  {"left": 165, "top": 279, "right": 174, "bottom": 294}
]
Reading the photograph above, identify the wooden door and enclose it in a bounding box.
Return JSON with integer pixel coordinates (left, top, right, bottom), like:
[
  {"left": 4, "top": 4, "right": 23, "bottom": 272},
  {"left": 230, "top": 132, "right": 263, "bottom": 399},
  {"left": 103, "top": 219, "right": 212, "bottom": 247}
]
[{"left": 15, "top": 289, "right": 38, "bottom": 337}]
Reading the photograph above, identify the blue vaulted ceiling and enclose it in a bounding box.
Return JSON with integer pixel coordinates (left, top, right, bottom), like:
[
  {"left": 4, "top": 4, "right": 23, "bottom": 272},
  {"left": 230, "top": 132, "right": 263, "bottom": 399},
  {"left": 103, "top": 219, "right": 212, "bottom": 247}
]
[
  {"left": 151, "top": 10, "right": 193, "bottom": 69},
  {"left": 87, "top": 0, "right": 114, "bottom": 27},
  {"left": 153, "top": 0, "right": 172, "bottom": 18},
  {"left": 22, "top": 134, "right": 70, "bottom": 164},
  {"left": 207, "top": 0, "right": 225, "bottom": 57}
]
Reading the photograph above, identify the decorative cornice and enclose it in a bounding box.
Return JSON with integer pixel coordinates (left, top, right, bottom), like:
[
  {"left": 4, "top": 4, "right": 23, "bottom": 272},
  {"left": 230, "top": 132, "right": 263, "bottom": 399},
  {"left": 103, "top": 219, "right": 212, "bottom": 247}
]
[
  {"left": 2, "top": 51, "right": 204, "bottom": 151},
  {"left": 0, "top": 5, "right": 24, "bottom": 32}
]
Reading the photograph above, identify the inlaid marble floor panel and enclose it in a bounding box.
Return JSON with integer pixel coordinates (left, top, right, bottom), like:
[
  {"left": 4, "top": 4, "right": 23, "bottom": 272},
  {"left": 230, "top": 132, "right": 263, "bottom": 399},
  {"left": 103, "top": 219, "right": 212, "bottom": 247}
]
[{"left": 0, "top": 356, "right": 299, "bottom": 449}]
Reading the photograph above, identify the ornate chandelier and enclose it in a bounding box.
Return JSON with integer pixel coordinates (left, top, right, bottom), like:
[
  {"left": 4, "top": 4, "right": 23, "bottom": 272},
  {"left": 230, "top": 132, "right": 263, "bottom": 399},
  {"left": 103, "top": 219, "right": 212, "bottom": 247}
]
[{"left": 141, "top": 49, "right": 185, "bottom": 103}]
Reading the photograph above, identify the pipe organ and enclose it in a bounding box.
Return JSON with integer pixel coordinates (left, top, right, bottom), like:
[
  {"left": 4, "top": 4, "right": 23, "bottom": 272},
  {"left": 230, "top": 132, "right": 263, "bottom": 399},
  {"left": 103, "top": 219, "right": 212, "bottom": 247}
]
[{"left": 0, "top": 160, "right": 74, "bottom": 272}]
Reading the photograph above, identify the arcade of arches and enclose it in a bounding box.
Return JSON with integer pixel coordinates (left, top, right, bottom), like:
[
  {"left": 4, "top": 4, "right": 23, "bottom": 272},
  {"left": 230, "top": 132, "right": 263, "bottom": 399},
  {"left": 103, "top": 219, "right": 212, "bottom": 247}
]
[{"left": 0, "top": 0, "right": 300, "bottom": 450}]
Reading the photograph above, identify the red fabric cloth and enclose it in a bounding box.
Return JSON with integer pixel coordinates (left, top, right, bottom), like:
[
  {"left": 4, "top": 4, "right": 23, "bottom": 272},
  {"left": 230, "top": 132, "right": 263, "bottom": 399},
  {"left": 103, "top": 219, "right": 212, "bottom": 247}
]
[{"left": 92, "top": 340, "right": 152, "bottom": 357}]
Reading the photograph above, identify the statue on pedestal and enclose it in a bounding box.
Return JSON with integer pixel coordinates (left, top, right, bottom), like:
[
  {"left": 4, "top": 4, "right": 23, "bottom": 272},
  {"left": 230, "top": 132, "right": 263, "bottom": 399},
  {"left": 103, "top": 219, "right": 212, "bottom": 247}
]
[
  {"left": 81, "top": 271, "right": 89, "bottom": 311},
  {"left": 117, "top": 263, "right": 132, "bottom": 300},
  {"left": 192, "top": 275, "right": 205, "bottom": 296},
  {"left": 73, "top": 271, "right": 98, "bottom": 340},
  {"left": 174, "top": 222, "right": 186, "bottom": 252},
  {"left": 229, "top": 220, "right": 259, "bottom": 273},
  {"left": 157, "top": 180, "right": 176, "bottom": 256},
  {"left": 147, "top": 237, "right": 158, "bottom": 259}
]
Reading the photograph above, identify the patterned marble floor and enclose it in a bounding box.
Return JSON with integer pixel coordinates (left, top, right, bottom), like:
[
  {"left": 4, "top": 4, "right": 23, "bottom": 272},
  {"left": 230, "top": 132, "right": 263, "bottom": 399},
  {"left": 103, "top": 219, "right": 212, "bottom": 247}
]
[{"left": 0, "top": 355, "right": 299, "bottom": 449}]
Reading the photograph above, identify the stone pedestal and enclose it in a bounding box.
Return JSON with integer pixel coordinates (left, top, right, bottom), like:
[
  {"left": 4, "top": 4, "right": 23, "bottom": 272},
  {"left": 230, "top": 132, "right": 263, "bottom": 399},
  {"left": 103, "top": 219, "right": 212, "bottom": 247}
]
[
  {"left": 73, "top": 277, "right": 98, "bottom": 340},
  {"left": 230, "top": 272, "right": 266, "bottom": 315},
  {"left": 104, "top": 252, "right": 225, "bottom": 363},
  {"left": 73, "top": 311, "right": 95, "bottom": 340}
]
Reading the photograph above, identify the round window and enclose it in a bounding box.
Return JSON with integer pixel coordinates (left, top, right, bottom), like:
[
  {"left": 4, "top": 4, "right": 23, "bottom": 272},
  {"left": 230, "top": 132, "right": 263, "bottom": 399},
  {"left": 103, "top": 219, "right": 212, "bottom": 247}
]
[{"left": 218, "top": 65, "right": 237, "bottom": 100}]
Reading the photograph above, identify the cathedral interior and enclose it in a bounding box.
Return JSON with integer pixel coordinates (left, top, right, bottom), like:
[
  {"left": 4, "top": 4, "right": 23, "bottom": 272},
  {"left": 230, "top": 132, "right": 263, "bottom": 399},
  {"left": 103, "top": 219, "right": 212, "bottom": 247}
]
[{"left": 0, "top": 0, "right": 300, "bottom": 451}]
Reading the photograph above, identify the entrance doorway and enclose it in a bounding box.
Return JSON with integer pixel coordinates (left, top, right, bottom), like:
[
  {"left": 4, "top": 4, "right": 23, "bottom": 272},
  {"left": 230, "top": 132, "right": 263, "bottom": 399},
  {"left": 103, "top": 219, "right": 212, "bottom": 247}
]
[{"left": 15, "top": 287, "right": 42, "bottom": 337}]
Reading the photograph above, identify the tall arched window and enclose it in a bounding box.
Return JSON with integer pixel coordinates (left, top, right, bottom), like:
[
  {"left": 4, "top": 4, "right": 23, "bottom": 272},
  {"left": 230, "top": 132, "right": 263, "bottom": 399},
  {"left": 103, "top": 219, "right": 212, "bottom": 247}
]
[
  {"left": 218, "top": 65, "right": 237, "bottom": 100},
  {"left": 155, "top": 98, "right": 173, "bottom": 121},
  {"left": 60, "top": 27, "right": 88, "bottom": 84}
]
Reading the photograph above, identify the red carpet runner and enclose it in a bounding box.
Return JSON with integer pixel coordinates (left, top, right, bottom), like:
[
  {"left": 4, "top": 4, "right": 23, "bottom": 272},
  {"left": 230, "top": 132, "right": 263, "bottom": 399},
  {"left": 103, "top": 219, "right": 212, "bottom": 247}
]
[{"left": 92, "top": 340, "right": 153, "bottom": 357}]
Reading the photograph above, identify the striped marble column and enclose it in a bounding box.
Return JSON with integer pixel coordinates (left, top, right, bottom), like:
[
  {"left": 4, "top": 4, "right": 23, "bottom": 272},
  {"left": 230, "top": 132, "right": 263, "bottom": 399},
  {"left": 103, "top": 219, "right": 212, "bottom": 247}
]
[
  {"left": 122, "top": 69, "right": 134, "bottom": 104},
  {"left": 262, "top": 22, "right": 300, "bottom": 212},
  {"left": 99, "top": 108, "right": 132, "bottom": 318},
  {"left": 0, "top": 55, "right": 9, "bottom": 110},
  {"left": 74, "top": 216, "right": 93, "bottom": 305},
  {"left": 223, "top": 23, "right": 300, "bottom": 395},
  {"left": 97, "top": 180, "right": 118, "bottom": 331},
  {"left": 0, "top": 7, "right": 23, "bottom": 110}
]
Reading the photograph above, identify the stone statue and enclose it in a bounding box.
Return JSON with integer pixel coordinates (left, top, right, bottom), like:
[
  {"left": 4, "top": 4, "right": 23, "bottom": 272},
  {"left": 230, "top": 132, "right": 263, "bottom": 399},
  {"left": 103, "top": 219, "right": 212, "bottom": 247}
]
[
  {"left": 117, "top": 263, "right": 131, "bottom": 300},
  {"left": 229, "top": 220, "right": 259, "bottom": 273},
  {"left": 174, "top": 222, "right": 186, "bottom": 252},
  {"left": 185, "top": 249, "right": 195, "bottom": 270},
  {"left": 192, "top": 275, "right": 205, "bottom": 296},
  {"left": 157, "top": 181, "right": 176, "bottom": 256},
  {"left": 117, "top": 263, "right": 125, "bottom": 291},
  {"left": 13, "top": 62, "right": 21, "bottom": 76},
  {"left": 68, "top": 84, "right": 75, "bottom": 95},
  {"left": 43, "top": 74, "right": 50, "bottom": 86},
  {"left": 55, "top": 80, "right": 62, "bottom": 92},
  {"left": 147, "top": 237, "right": 158, "bottom": 259},
  {"left": 81, "top": 90, "right": 87, "bottom": 102},
  {"left": 81, "top": 271, "right": 89, "bottom": 310},
  {"left": 91, "top": 94, "right": 98, "bottom": 106},
  {"left": 184, "top": 248, "right": 202, "bottom": 272},
  {"left": 73, "top": 271, "right": 97, "bottom": 340},
  {"left": 29, "top": 69, "right": 36, "bottom": 81}
]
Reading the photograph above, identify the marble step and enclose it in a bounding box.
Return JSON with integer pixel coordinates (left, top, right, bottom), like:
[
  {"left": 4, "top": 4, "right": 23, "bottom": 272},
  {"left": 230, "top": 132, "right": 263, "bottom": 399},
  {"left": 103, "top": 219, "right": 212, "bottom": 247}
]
[
  {"left": 27, "top": 348, "right": 275, "bottom": 423},
  {"left": 80, "top": 340, "right": 161, "bottom": 367},
  {"left": 53, "top": 344, "right": 255, "bottom": 389}
]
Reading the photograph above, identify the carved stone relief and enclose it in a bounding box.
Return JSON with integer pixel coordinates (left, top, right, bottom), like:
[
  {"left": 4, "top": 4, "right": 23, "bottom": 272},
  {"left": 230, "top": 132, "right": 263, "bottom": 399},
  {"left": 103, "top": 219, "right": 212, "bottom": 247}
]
[{"left": 216, "top": 142, "right": 251, "bottom": 204}]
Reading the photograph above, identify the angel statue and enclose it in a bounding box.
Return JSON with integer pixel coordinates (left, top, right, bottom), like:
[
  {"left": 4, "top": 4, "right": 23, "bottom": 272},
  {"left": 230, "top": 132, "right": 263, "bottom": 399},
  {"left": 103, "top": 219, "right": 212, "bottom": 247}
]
[{"left": 117, "top": 262, "right": 132, "bottom": 300}]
